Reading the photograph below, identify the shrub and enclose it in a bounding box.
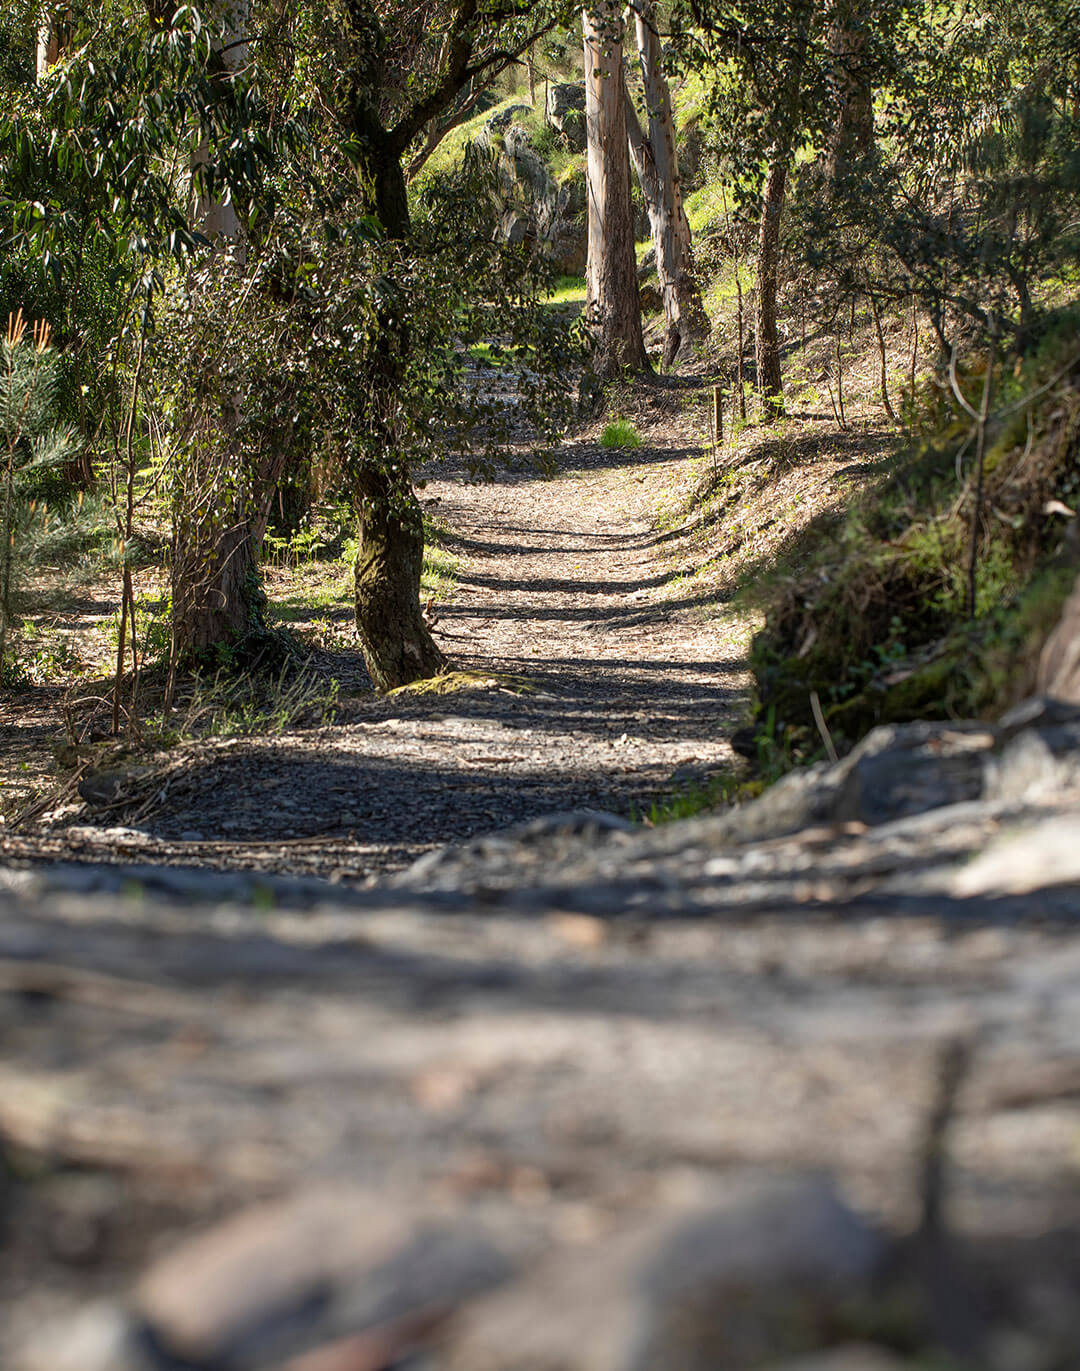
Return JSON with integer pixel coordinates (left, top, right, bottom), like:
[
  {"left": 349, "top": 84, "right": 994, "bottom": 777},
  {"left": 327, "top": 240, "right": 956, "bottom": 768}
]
[{"left": 1, "top": 311, "right": 109, "bottom": 671}]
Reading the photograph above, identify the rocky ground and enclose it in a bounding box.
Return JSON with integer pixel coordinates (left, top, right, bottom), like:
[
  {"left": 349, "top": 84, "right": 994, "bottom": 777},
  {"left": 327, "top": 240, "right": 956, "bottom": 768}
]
[{"left": 3, "top": 701, "right": 1080, "bottom": 1370}]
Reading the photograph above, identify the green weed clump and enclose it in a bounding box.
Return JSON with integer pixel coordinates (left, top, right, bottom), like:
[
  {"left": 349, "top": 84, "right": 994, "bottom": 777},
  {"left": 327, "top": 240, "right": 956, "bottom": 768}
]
[
  {"left": 746, "top": 307, "right": 1080, "bottom": 763},
  {"left": 635, "top": 772, "right": 739, "bottom": 824},
  {"left": 600, "top": 420, "right": 642, "bottom": 450}
]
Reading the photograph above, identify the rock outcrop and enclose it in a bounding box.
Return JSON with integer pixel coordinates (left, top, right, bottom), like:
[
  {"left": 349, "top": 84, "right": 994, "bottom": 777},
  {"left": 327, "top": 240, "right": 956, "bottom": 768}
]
[
  {"left": 545, "top": 82, "right": 587, "bottom": 152},
  {"left": 480, "top": 118, "right": 587, "bottom": 276}
]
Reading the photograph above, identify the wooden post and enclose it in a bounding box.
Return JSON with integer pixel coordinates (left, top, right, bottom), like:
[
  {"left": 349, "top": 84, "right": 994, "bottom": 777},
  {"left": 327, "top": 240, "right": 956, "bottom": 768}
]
[{"left": 712, "top": 384, "right": 722, "bottom": 446}]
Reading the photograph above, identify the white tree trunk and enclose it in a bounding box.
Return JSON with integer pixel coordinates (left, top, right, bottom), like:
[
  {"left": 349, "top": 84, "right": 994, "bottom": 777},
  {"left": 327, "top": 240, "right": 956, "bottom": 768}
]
[
  {"left": 193, "top": 0, "right": 248, "bottom": 252},
  {"left": 630, "top": 0, "right": 705, "bottom": 365},
  {"left": 583, "top": 2, "right": 649, "bottom": 378},
  {"left": 36, "top": 8, "right": 60, "bottom": 81}
]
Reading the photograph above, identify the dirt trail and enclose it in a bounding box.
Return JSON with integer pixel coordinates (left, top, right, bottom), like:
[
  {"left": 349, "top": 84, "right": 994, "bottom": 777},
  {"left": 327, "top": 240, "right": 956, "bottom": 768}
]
[{"left": 3, "top": 433, "right": 749, "bottom": 882}]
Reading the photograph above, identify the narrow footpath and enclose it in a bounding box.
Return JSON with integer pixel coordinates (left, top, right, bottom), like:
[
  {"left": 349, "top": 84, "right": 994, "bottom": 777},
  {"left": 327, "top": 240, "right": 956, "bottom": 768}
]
[{"left": 3, "top": 435, "right": 749, "bottom": 882}]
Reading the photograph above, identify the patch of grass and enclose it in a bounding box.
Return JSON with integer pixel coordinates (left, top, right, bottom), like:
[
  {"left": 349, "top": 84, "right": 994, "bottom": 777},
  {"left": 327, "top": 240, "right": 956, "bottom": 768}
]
[
  {"left": 469, "top": 341, "right": 511, "bottom": 368},
  {"left": 545, "top": 275, "right": 587, "bottom": 307},
  {"left": 421, "top": 517, "right": 461, "bottom": 602},
  {"left": 600, "top": 419, "right": 642, "bottom": 450},
  {"left": 635, "top": 772, "right": 738, "bottom": 824},
  {"left": 151, "top": 664, "right": 343, "bottom": 745},
  {"left": 416, "top": 93, "right": 536, "bottom": 179}
]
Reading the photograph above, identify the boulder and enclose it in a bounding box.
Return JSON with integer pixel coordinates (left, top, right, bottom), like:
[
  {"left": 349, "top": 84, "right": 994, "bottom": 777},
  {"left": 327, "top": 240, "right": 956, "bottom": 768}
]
[
  {"left": 487, "top": 103, "right": 531, "bottom": 134},
  {"left": 546, "top": 83, "right": 587, "bottom": 152},
  {"left": 1036, "top": 569, "right": 1080, "bottom": 703},
  {"left": 481, "top": 122, "right": 587, "bottom": 277},
  {"left": 446, "top": 1174, "right": 882, "bottom": 1371},
  {"left": 134, "top": 1188, "right": 521, "bottom": 1369}
]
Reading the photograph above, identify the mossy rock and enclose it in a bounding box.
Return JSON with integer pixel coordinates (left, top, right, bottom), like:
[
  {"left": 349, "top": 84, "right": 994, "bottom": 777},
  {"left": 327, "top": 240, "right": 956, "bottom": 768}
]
[{"left": 387, "top": 669, "right": 538, "bottom": 698}]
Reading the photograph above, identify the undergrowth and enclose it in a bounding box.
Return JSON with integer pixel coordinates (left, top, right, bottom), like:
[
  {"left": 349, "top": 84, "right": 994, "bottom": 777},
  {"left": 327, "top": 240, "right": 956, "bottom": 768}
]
[{"left": 745, "top": 305, "right": 1080, "bottom": 763}]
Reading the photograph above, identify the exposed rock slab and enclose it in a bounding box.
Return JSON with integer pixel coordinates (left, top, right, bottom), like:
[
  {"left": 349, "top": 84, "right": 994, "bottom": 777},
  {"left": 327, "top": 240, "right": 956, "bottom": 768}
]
[{"left": 6, "top": 707, "right": 1080, "bottom": 1371}]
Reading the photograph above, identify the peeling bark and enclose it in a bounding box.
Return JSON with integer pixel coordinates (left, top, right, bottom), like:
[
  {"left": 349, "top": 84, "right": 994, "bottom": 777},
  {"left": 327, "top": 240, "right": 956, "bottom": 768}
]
[{"left": 629, "top": 0, "right": 706, "bottom": 366}]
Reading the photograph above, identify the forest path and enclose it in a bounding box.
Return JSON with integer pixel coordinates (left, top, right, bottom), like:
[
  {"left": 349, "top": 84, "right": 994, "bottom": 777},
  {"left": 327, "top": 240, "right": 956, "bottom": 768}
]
[{"left": 6, "top": 428, "right": 750, "bottom": 883}]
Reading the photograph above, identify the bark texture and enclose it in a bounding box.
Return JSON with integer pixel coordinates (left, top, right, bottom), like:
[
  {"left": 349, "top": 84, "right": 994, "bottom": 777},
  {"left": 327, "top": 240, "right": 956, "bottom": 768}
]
[
  {"left": 630, "top": 1, "right": 707, "bottom": 366},
  {"left": 353, "top": 465, "right": 445, "bottom": 693},
  {"left": 583, "top": 2, "right": 649, "bottom": 379},
  {"left": 756, "top": 156, "right": 788, "bottom": 420}
]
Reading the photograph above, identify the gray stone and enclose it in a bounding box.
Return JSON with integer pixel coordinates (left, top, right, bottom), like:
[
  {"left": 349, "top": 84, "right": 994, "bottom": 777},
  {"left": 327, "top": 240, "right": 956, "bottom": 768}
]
[
  {"left": 478, "top": 119, "right": 587, "bottom": 276},
  {"left": 17, "top": 1303, "right": 145, "bottom": 1371},
  {"left": 1036, "top": 570, "right": 1080, "bottom": 703},
  {"left": 487, "top": 103, "right": 531, "bottom": 134},
  {"left": 447, "top": 1175, "right": 882, "bottom": 1371},
  {"left": 77, "top": 767, "right": 154, "bottom": 807},
  {"left": 546, "top": 83, "right": 587, "bottom": 152},
  {"left": 834, "top": 721, "right": 994, "bottom": 827},
  {"left": 951, "top": 813, "right": 1080, "bottom": 897}
]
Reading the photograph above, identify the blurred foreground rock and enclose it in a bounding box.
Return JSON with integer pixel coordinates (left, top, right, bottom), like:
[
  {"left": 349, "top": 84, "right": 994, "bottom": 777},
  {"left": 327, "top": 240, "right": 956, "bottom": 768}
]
[{"left": 5, "top": 702, "right": 1080, "bottom": 1369}]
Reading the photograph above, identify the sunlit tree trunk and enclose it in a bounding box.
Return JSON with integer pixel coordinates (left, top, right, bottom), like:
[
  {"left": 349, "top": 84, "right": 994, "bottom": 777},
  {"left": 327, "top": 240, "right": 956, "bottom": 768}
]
[
  {"left": 36, "top": 4, "right": 67, "bottom": 80},
  {"left": 192, "top": 0, "right": 248, "bottom": 254},
  {"left": 583, "top": 1, "right": 649, "bottom": 378},
  {"left": 629, "top": 0, "right": 706, "bottom": 366}
]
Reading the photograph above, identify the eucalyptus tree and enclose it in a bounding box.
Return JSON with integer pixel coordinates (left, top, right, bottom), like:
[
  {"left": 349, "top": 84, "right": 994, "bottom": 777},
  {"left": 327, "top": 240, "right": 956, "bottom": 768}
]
[
  {"left": 626, "top": 0, "right": 705, "bottom": 367},
  {"left": 314, "top": 0, "right": 578, "bottom": 689},
  {"left": 669, "top": 0, "right": 829, "bottom": 418},
  {"left": 582, "top": 0, "right": 649, "bottom": 379}
]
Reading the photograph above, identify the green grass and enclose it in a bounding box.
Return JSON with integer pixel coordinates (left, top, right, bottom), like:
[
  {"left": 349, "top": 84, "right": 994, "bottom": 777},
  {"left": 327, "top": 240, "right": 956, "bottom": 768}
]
[
  {"left": 417, "top": 93, "right": 541, "bottom": 180},
  {"left": 634, "top": 772, "right": 738, "bottom": 824},
  {"left": 421, "top": 517, "right": 461, "bottom": 602},
  {"left": 545, "top": 274, "right": 588, "bottom": 307},
  {"left": 469, "top": 341, "right": 511, "bottom": 367},
  {"left": 600, "top": 420, "right": 641, "bottom": 450},
  {"left": 685, "top": 179, "right": 731, "bottom": 236}
]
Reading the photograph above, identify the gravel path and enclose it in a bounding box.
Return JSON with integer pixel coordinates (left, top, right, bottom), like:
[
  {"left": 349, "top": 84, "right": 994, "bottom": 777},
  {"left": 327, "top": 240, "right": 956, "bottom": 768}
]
[{"left": 4, "top": 437, "right": 749, "bottom": 882}]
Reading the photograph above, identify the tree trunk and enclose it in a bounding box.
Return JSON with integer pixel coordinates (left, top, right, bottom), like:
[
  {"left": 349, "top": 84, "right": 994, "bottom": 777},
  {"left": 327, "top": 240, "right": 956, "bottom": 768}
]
[
  {"left": 630, "top": 1, "right": 707, "bottom": 366},
  {"left": 353, "top": 466, "right": 445, "bottom": 692},
  {"left": 583, "top": 2, "right": 649, "bottom": 379},
  {"left": 171, "top": 0, "right": 264, "bottom": 664},
  {"left": 347, "top": 109, "right": 445, "bottom": 689},
  {"left": 192, "top": 0, "right": 248, "bottom": 253},
  {"left": 756, "top": 155, "right": 788, "bottom": 420},
  {"left": 36, "top": 16, "right": 59, "bottom": 81},
  {"left": 172, "top": 511, "right": 260, "bottom": 658},
  {"left": 824, "top": 0, "right": 873, "bottom": 186}
]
